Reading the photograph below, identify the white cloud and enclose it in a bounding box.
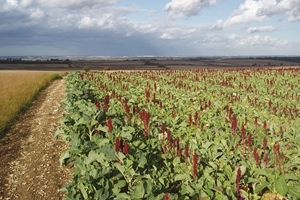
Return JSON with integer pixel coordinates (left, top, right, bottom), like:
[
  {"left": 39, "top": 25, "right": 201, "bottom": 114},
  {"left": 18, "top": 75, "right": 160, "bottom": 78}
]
[
  {"left": 77, "top": 16, "right": 95, "bottom": 29},
  {"left": 30, "top": 8, "right": 44, "bottom": 19},
  {"left": 20, "top": 0, "right": 33, "bottom": 8},
  {"left": 224, "top": 0, "right": 300, "bottom": 27},
  {"left": 96, "top": 14, "right": 115, "bottom": 29},
  {"left": 246, "top": 25, "right": 275, "bottom": 34},
  {"left": 133, "top": 23, "right": 157, "bottom": 34},
  {"left": 288, "top": 7, "right": 300, "bottom": 21},
  {"left": 160, "top": 33, "right": 174, "bottom": 39},
  {"left": 23, "top": 0, "right": 119, "bottom": 9},
  {"left": 165, "top": 0, "right": 221, "bottom": 18}
]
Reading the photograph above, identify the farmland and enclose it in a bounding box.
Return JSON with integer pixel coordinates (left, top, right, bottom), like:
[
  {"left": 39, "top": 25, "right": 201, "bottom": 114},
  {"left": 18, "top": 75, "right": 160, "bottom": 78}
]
[
  {"left": 0, "top": 74, "right": 70, "bottom": 200},
  {"left": 0, "top": 72, "right": 62, "bottom": 136},
  {"left": 57, "top": 68, "right": 300, "bottom": 199}
]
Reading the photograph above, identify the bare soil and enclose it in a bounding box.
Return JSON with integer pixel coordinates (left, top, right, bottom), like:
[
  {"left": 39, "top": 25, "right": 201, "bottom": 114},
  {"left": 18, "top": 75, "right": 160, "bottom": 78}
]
[{"left": 0, "top": 78, "right": 71, "bottom": 200}]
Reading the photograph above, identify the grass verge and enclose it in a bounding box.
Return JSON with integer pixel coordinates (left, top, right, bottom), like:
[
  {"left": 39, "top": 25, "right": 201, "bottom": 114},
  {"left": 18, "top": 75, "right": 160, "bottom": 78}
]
[{"left": 0, "top": 72, "right": 62, "bottom": 137}]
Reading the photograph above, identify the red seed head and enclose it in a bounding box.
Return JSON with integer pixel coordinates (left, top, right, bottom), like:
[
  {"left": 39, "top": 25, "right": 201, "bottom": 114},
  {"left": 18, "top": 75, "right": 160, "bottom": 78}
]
[
  {"left": 115, "top": 137, "right": 121, "bottom": 152},
  {"left": 247, "top": 134, "right": 252, "bottom": 147},
  {"left": 163, "top": 193, "right": 170, "bottom": 200},
  {"left": 263, "top": 137, "right": 267, "bottom": 151},
  {"left": 167, "top": 130, "right": 172, "bottom": 143},
  {"left": 123, "top": 142, "right": 130, "bottom": 154},
  {"left": 185, "top": 145, "right": 189, "bottom": 158},
  {"left": 161, "top": 123, "right": 166, "bottom": 133},
  {"left": 253, "top": 147, "right": 259, "bottom": 166},
  {"left": 193, "top": 152, "right": 199, "bottom": 181},
  {"left": 231, "top": 115, "right": 238, "bottom": 134},
  {"left": 94, "top": 99, "right": 101, "bottom": 110},
  {"left": 104, "top": 94, "right": 110, "bottom": 112},
  {"left": 236, "top": 167, "right": 243, "bottom": 200},
  {"left": 107, "top": 118, "right": 113, "bottom": 133},
  {"left": 263, "top": 121, "right": 267, "bottom": 132}
]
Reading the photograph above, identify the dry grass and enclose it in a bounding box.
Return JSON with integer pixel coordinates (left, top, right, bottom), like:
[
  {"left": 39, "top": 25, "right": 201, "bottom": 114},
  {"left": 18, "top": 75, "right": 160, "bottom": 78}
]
[{"left": 0, "top": 72, "right": 62, "bottom": 136}]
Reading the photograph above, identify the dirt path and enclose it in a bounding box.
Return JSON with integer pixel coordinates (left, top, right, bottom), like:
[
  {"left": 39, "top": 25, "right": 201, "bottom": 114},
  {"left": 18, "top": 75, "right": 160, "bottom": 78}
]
[{"left": 0, "top": 78, "right": 71, "bottom": 200}]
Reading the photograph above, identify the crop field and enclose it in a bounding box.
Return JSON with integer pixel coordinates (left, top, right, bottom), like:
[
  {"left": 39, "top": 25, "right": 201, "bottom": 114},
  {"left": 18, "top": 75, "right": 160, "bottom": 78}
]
[
  {"left": 0, "top": 72, "right": 61, "bottom": 135},
  {"left": 57, "top": 68, "right": 300, "bottom": 199}
]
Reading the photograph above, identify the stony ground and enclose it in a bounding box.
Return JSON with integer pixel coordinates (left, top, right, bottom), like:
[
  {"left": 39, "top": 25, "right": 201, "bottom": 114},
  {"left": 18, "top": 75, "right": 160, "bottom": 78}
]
[{"left": 0, "top": 78, "right": 71, "bottom": 200}]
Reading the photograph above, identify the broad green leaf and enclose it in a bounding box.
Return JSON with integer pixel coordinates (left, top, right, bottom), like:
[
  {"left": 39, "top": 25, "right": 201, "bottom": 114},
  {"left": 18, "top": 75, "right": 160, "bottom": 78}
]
[
  {"left": 137, "top": 154, "right": 147, "bottom": 168},
  {"left": 254, "top": 181, "right": 270, "bottom": 194},
  {"left": 84, "top": 150, "right": 98, "bottom": 164},
  {"left": 59, "top": 150, "right": 70, "bottom": 166},
  {"left": 101, "top": 146, "right": 115, "bottom": 160},
  {"left": 78, "top": 182, "right": 88, "bottom": 199},
  {"left": 224, "top": 166, "right": 232, "bottom": 179},
  {"left": 114, "top": 180, "right": 127, "bottom": 189},
  {"left": 283, "top": 173, "right": 299, "bottom": 181},
  {"left": 114, "top": 163, "right": 125, "bottom": 175},
  {"left": 202, "top": 142, "right": 213, "bottom": 150},
  {"left": 274, "top": 175, "right": 288, "bottom": 196},
  {"left": 255, "top": 169, "right": 269, "bottom": 177},
  {"left": 131, "top": 181, "right": 145, "bottom": 199},
  {"left": 288, "top": 186, "right": 300, "bottom": 198},
  {"left": 174, "top": 173, "right": 190, "bottom": 181}
]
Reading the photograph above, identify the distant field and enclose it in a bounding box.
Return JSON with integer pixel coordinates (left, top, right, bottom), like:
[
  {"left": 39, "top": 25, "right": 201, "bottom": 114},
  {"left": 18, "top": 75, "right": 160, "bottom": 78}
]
[
  {"left": 0, "top": 63, "right": 69, "bottom": 71},
  {"left": 1, "top": 58, "right": 299, "bottom": 71},
  {"left": 0, "top": 72, "right": 61, "bottom": 136}
]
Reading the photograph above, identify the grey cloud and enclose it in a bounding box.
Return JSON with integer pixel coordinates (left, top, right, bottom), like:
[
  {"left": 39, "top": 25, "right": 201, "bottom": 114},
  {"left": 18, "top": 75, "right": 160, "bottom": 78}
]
[
  {"left": 246, "top": 26, "right": 275, "bottom": 34},
  {"left": 165, "top": 0, "right": 221, "bottom": 19},
  {"left": 19, "top": 0, "right": 119, "bottom": 9}
]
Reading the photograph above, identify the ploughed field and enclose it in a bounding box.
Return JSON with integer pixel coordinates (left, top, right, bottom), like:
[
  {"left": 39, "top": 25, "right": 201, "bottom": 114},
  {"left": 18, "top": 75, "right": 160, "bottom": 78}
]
[
  {"left": 1, "top": 57, "right": 300, "bottom": 71},
  {"left": 57, "top": 68, "right": 300, "bottom": 199}
]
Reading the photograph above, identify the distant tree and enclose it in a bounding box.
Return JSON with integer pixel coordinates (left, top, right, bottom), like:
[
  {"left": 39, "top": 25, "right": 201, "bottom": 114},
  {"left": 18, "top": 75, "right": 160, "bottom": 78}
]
[
  {"left": 158, "top": 64, "right": 166, "bottom": 68},
  {"left": 83, "top": 66, "right": 90, "bottom": 72},
  {"left": 103, "top": 66, "right": 111, "bottom": 71}
]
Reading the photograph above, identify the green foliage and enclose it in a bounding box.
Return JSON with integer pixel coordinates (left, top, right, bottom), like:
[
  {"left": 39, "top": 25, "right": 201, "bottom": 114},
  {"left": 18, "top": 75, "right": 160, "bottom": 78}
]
[
  {"left": 57, "top": 69, "right": 300, "bottom": 199},
  {"left": 103, "top": 66, "right": 111, "bottom": 71},
  {"left": 83, "top": 66, "right": 90, "bottom": 72}
]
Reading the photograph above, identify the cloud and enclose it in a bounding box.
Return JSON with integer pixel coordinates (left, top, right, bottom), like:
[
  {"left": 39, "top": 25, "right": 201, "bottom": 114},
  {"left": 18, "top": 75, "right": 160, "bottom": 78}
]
[
  {"left": 224, "top": 0, "right": 300, "bottom": 27},
  {"left": 19, "top": 0, "right": 119, "bottom": 9},
  {"left": 165, "top": 0, "right": 221, "bottom": 18},
  {"left": 246, "top": 25, "right": 275, "bottom": 34},
  {"left": 160, "top": 33, "right": 174, "bottom": 39},
  {"left": 30, "top": 8, "right": 45, "bottom": 19},
  {"left": 77, "top": 16, "right": 95, "bottom": 28},
  {"left": 228, "top": 34, "right": 289, "bottom": 48}
]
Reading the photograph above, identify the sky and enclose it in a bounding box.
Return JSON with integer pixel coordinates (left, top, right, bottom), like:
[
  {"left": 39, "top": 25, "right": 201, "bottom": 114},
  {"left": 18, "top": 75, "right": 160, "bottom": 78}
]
[{"left": 0, "top": 0, "right": 300, "bottom": 56}]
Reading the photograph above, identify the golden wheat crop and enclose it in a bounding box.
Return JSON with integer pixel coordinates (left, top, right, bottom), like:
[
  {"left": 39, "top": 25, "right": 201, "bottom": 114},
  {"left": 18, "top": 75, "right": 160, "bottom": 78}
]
[{"left": 0, "top": 72, "right": 61, "bottom": 135}]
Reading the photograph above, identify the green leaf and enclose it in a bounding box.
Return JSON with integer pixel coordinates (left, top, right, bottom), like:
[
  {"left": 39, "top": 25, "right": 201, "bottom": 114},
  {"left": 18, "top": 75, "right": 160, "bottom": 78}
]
[
  {"left": 284, "top": 173, "right": 299, "bottom": 181},
  {"left": 274, "top": 174, "right": 288, "bottom": 196},
  {"left": 174, "top": 174, "right": 189, "bottom": 181},
  {"left": 114, "top": 193, "right": 130, "bottom": 199},
  {"left": 288, "top": 186, "right": 300, "bottom": 198},
  {"left": 115, "top": 180, "right": 127, "bottom": 189},
  {"left": 59, "top": 150, "right": 70, "bottom": 165},
  {"left": 202, "top": 142, "right": 213, "bottom": 150},
  {"left": 137, "top": 154, "right": 147, "bottom": 168},
  {"left": 255, "top": 168, "right": 269, "bottom": 177},
  {"left": 84, "top": 150, "right": 98, "bottom": 164},
  {"left": 173, "top": 157, "right": 181, "bottom": 165},
  {"left": 224, "top": 166, "right": 232, "bottom": 179},
  {"left": 131, "top": 181, "right": 145, "bottom": 199},
  {"left": 254, "top": 181, "right": 270, "bottom": 194},
  {"left": 78, "top": 182, "right": 88, "bottom": 199},
  {"left": 101, "top": 146, "right": 115, "bottom": 160},
  {"left": 114, "top": 163, "right": 125, "bottom": 175}
]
